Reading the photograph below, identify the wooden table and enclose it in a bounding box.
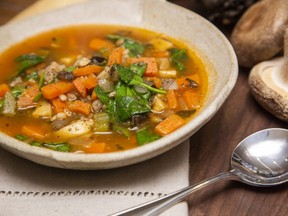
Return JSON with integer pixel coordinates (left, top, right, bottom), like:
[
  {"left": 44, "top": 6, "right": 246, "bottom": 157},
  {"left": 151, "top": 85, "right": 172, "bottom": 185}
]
[{"left": 0, "top": 0, "right": 287, "bottom": 215}]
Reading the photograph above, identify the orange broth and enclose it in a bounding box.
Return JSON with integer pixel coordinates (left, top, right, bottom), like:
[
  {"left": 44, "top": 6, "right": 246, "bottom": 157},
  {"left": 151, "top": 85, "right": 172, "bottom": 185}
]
[{"left": 0, "top": 25, "right": 208, "bottom": 153}]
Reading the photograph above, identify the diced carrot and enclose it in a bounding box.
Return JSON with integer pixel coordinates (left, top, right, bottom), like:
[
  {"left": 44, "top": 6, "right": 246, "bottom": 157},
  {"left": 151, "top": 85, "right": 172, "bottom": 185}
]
[
  {"left": 176, "top": 74, "right": 200, "bottom": 89},
  {"left": 182, "top": 90, "right": 202, "bottom": 109},
  {"left": 41, "top": 81, "right": 74, "bottom": 100},
  {"left": 108, "top": 47, "right": 124, "bottom": 65},
  {"left": 68, "top": 100, "right": 91, "bottom": 116},
  {"left": 153, "top": 77, "right": 162, "bottom": 88},
  {"left": 129, "top": 57, "right": 158, "bottom": 77},
  {"left": 154, "top": 114, "right": 185, "bottom": 136},
  {"left": 166, "top": 90, "right": 178, "bottom": 109},
  {"left": 51, "top": 98, "right": 67, "bottom": 114},
  {"left": 85, "top": 142, "right": 106, "bottom": 153},
  {"left": 89, "top": 38, "right": 115, "bottom": 51},
  {"left": 17, "top": 84, "right": 40, "bottom": 108},
  {"left": 73, "top": 65, "right": 103, "bottom": 76},
  {"left": 21, "top": 125, "right": 46, "bottom": 140},
  {"left": 0, "top": 84, "right": 10, "bottom": 98},
  {"left": 72, "top": 77, "right": 87, "bottom": 98},
  {"left": 84, "top": 74, "right": 98, "bottom": 89},
  {"left": 91, "top": 90, "right": 97, "bottom": 100}
]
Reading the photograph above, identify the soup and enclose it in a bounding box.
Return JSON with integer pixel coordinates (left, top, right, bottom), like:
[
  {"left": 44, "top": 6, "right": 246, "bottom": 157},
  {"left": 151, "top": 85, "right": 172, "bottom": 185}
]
[{"left": 0, "top": 25, "right": 207, "bottom": 153}]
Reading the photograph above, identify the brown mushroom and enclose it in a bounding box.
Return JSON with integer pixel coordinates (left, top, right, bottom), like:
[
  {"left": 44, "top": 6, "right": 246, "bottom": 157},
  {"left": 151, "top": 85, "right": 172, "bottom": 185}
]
[
  {"left": 249, "top": 29, "right": 288, "bottom": 122},
  {"left": 231, "top": 0, "right": 288, "bottom": 67}
]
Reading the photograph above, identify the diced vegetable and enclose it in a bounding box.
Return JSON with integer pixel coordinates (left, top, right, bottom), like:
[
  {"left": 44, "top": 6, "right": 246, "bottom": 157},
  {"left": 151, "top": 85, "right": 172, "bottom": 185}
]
[
  {"left": 85, "top": 142, "right": 106, "bottom": 153},
  {"left": 42, "top": 142, "right": 71, "bottom": 152},
  {"left": 2, "top": 91, "right": 16, "bottom": 116},
  {"left": 21, "top": 125, "right": 47, "bottom": 140},
  {"left": 154, "top": 114, "right": 185, "bottom": 136},
  {"left": 54, "top": 120, "right": 93, "bottom": 139},
  {"left": 84, "top": 74, "right": 98, "bottom": 89},
  {"left": 17, "top": 84, "right": 39, "bottom": 108},
  {"left": 159, "top": 70, "right": 177, "bottom": 78},
  {"left": 32, "top": 100, "right": 53, "bottom": 118},
  {"left": 176, "top": 74, "right": 200, "bottom": 89},
  {"left": 128, "top": 57, "right": 158, "bottom": 77},
  {"left": 68, "top": 100, "right": 91, "bottom": 116},
  {"left": 182, "top": 90, "right": 202, "bottom": 110},
  {"left": 73, "top": 77, "right": 87, "bottom": 97},
  {"left": 166, "top": 90, "right": 178, "bottom": 109},
  {"left": 0, "top": 84, "right": 10, "bottom": 98},
  {"left": 89, "top": 38, "right": 115, "bottom": 50},
  {"left": 41, "top": 81, "right": 74, "bottom": 100},
  {"left": 108, "top": 47, "right": 124, "bottom": 65},
  {"left": 73, "top": 65, "right": 103, "bottom": 76},
  {"left": 136, "top": 127, "right": 161, "bottom": 145},
  {"left": 92, "top": 112, "right": 110, "bottom": 132},
  {"left": 51, "top": 98, "right": 67, "bottom": 114},
  {"left": 152, "top": 94, "right": 168, "bottom": 112}
]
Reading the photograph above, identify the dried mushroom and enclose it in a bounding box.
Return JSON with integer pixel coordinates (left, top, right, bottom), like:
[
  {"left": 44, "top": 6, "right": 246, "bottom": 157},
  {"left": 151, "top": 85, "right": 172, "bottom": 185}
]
[
  {"left": 249, "top": 29, "right": 288, "bottom": 122},
  {"left": 231, "top": 0, "right": 288, "bottom": 67}
]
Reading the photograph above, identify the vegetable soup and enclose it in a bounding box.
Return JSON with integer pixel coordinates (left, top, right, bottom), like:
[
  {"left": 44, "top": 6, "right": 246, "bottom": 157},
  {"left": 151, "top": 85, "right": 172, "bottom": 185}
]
[{"left": 0, "top": 25, "right": 208, "bottom": 153}]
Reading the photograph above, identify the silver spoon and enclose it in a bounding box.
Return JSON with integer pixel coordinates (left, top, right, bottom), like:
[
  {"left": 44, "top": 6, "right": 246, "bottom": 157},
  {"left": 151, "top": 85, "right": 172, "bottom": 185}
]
[{"left": 110, "top": 128, "right": 288, "bottom": 216}]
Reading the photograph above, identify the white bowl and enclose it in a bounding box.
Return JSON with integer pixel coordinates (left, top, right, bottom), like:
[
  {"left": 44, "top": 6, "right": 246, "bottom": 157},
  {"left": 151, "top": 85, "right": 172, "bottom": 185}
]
[{"left": 0, "top": 0, "right": 238, "bottom": 169}]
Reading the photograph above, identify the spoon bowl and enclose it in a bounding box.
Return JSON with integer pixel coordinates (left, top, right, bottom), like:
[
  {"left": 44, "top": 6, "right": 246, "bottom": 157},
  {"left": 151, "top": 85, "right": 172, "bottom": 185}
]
[
  {"left": 111, "top": 128, "right": 288, "bottom": 216},
  {"left": 231, "top": 128, "right": 288, "bottom": 186}
]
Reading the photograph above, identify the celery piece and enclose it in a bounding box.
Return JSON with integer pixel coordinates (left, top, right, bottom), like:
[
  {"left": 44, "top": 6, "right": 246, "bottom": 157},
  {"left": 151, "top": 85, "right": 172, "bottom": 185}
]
[{"left": 93, "top": 112, "right": 110, "bottom": 132}]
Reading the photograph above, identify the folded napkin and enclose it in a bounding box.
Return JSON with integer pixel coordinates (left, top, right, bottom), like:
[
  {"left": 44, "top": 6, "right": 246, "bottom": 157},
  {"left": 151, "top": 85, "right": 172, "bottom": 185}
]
[{"left": 0, "top": 0, "right": 190, "bottom": 215}]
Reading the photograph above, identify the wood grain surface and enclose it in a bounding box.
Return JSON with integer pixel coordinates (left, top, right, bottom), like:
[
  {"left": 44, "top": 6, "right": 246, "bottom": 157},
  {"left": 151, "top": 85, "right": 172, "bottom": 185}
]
[{"left": 0, "top": 0, "right": 287, "bottom": 215}]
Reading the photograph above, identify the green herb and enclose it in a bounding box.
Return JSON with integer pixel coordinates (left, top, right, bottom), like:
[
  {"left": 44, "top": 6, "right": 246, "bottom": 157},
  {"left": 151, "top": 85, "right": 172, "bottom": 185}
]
[
  {"left": 95, "top": 86, "right": 116, "bottom": 122},
  {"left": 38, "top": 73, "right": 45, "bottom": 88},
  {"left": 169, "top": 48, "right": 187, "bottom": 72},
  {"left": 33, "top": 92, "right": 42, "bottom": 102},
  {"left": 30, "top": 141, "right": 42, "bottom": 147},
  {"left": 15, "top": 54, "right": 44, "bottom": 76},
  {"left": 113, "top": 123, "right": 131, "bottom": 137},
  {"left": 129, "top": 62, "right": 147, "bottom": 76},
  {"left": 115, "top": 64, "right": 166, "bottom": 94},
  {"left": 65, "top": 65, "right": 76, "bottom": 72},
  {"left": 26, "top": 71, "right": 38, "bottom": 81},
  {"left": 43, "top": 142, "right": 71, "bottom": 152},
  {"left": 107, "top": 34, "right": 145, "bottom": 57},
  {"left": 176, "top": 110, "right": 196, "bottom": 118},
  {"left": 11, "top": 86, "right": 25, "bottom": 98},
  {"left": 15, "top": 134, "right": 27, "bottom": 141},
  {"left": 136, "top": 127, "right": 161, "bottom": 145}
]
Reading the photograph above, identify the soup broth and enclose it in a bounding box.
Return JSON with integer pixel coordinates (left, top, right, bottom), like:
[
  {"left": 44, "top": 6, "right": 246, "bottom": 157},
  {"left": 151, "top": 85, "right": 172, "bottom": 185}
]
[{"left": 0, "top": 25, "right": 207, "bottom": 153}]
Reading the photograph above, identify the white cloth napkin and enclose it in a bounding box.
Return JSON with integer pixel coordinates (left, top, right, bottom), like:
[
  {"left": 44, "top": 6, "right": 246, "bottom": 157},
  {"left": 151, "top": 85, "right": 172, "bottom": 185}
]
[
  {"left": 0, "top": 1, "right": 190, "bottom": 215},
  {"left": 0, "top": 140, "right": 189, "bottom": 215}
]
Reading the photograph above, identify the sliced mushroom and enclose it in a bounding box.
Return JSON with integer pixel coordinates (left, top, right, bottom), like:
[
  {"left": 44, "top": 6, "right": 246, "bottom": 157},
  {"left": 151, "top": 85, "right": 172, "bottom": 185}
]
[
  {"left": 249, "top": 29, "right": 288, "bottom": 122},
  {"left": 231, "top": 0, "right": 288, "bottom": 67}
]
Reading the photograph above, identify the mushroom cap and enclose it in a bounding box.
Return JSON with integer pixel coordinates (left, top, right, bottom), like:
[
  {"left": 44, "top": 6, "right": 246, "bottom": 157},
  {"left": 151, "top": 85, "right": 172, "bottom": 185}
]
[
  {"left": 231, "top": 0, "right": 288, "bottom": 67},
  {"left": 249, "top": 57, "right": 288, "bottom": 122}
]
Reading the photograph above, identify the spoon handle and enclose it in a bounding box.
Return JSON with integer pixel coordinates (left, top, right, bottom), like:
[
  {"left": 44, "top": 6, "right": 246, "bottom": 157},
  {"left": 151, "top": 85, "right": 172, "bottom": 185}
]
[{"left": 110, "top": 171, "right": 236, "bottom": 216}]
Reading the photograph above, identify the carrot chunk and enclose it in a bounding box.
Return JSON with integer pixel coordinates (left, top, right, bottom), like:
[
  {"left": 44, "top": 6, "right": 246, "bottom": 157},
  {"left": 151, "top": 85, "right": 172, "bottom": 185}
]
[
  {"left": 0, "top": 84, "right": 10, "bottom": 98},
  {"left": 176, "top": 74, "right": 200, "bottom": 89},
  {"left": 129, "top": 57, "right": 158, "bottom": 77},
  {"left": 68, "top": 100, "right": 91, "bottom": 116},
  {"left": 84, "top": 74, "right": 98, "bottom": 89},
  {"left": 21, "top": 125, "right": 46, "bottom": 140},
  {"left": 41, "top": 81, "right": 74, "bottom": 100},
  {"left": 182, "top": 90, "right": 202, "bottom": 110},
  {"left": 85, "top": 142, "right": 106, "bottom": 153},
  {"left": 108, "top": 47, "right": 124, "bottom": 65},
  {"left": 51, "top": 98, "right": 67, "bottom": 114},
  {"left": 73, "top": 65, "right": 103, "bottom": 76},
  {"left": 89, "top": 38, "right": 115, "bottom": 50},
  {"left": 166, "top": 90, "right": 178, "bottom": 109},
  {"left": 17, "top": 84, "right": 40, "bottom": 108},
  {"left": 155, "top": 114, "right": 185, "bottom": 136},
  {"left": 73, "top": 77, "right": 87, "bottom": 97}
]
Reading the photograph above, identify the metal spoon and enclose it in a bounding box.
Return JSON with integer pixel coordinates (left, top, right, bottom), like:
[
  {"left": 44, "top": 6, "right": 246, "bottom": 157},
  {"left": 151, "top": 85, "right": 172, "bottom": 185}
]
[{"left": 110, "top": 128, "right": 288, "bottom": 216}]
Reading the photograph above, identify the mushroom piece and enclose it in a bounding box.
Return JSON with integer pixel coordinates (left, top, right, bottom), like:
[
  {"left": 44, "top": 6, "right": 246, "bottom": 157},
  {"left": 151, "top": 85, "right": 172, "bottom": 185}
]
[
  {"left": 230, "top": 0, "right": 288, "bottom": 67},
  {"left": 248, "top": 29, "right": 288, "bottom": 122}
]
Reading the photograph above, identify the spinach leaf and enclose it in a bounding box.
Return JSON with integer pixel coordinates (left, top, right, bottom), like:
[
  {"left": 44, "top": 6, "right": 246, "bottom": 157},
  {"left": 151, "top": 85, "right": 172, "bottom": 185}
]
[
  {"left": 136, "top": 127, "right": 161, "bottom": 145},
  {"left": 43, "top": 142, "right": 71, "bottom": 152},
  {"left": 169, "top": 48, "right": 187, "bottom": 72},
  {"left": 115, "top": 64, "right": 166, "bottom": 94},
  {"left": 107, "top": 34, "right": 145, "bottom": 57},
  {"left": 11, "top": 86, "right": 25, "bottom": 98},
  {"left": 115, "top": 83, "right": 150, "bottom": 122},
  {"left": 95, "top": 86, "right": 116, "bottom": 122},
  {"left": 130, "top": 62, "right": 147, "bottom": 76},
  {"left": 15, "top": 134, "right": 27, "bottom": 141},
  {"left": 113, "top": 123, "right": 131, "bottom": 137},
  {"left": 15, "top": 54, "right": 44, "bottom": 76}
]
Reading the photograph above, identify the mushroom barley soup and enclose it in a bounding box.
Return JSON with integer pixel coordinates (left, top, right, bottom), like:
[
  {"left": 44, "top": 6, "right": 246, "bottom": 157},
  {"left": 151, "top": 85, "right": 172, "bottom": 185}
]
[{"left": 0, "top": 25, "right": 208, "bottom": 153}]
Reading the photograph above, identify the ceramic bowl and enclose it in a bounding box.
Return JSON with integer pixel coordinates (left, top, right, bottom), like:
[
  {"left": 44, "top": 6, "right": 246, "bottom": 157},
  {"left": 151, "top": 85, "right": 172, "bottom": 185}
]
[{"left": 0, "top": 0, "right": 238, "bottom": 169}]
